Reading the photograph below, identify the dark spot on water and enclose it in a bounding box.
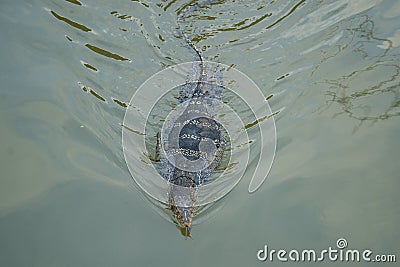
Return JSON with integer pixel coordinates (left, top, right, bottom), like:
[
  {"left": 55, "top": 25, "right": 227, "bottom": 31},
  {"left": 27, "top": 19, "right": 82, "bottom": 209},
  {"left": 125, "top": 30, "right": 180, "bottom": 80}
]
[
  {"left": 244, "top": 111, "right": 280, "bottom": 129},
  {"left": 89, "top": 89, "right": 106, "bottom": 102},
  {"left": 65, "top": 0, "right": 82, "bottom": 6},
  {"left": 78, "top": 82, "right": 88, "bottom": 92},
  {"left": 83, "top": 62, "right": 98, "bottom": 72},
  {"left": 276, "top": 73, "right": 289, "bottom": 81},
  {"left": 122, "top": 124, "right": 145, "bottom": 136},
  {"left": 112, "top": 98, "right": 127, "bottom": 108},
  {"left": 265, "top": 0, "right": 306, "bottom": 30},
  {"left": 50, "top": 10, "right": 91, "bottom": 32},
  {"left": 110, "top": 11, "right": 134, "bottom": 22},
  {"left": 85, "top": 44, "right": 130, "bottom": 61}
]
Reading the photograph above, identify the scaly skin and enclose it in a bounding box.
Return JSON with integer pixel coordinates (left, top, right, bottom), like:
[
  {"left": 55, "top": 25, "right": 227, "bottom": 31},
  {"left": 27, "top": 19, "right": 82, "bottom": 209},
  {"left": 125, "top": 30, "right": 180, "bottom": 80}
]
[{"left": 155, "top": 93, "right": 225, "bottom": 237}]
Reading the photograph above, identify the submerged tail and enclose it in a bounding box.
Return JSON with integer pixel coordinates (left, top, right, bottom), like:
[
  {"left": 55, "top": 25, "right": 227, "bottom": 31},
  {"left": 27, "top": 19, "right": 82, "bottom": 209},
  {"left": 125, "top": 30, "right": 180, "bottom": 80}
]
[
  {"left": 176, "top": 2, "right": 206, "bottom": 63},
  {"left": 176, "top": 1, "right": 223, "bottom": 101}
]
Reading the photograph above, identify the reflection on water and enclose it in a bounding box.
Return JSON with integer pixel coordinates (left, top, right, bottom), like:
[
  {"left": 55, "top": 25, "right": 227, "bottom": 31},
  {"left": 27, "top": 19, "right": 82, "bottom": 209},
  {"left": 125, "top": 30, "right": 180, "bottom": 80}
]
[
  {"left": 0, "top": 0, "right": 399, "bottom": 266},
  {"left": 323, "top": 17, "right": 399, "bottom": 125}
]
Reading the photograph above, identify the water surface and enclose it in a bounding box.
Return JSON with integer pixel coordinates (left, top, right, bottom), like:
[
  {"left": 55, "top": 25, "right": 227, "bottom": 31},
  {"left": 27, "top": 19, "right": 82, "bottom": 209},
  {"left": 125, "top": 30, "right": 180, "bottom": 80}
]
[{"left": 0, "top": 0, "right": 399, "bottom": 266}]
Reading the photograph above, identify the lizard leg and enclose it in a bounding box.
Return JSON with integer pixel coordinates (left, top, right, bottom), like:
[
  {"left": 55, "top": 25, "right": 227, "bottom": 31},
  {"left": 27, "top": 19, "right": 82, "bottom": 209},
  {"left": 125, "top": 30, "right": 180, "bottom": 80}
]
[{"left": 155, "top": 132, "right": 161, "bottom": 162}]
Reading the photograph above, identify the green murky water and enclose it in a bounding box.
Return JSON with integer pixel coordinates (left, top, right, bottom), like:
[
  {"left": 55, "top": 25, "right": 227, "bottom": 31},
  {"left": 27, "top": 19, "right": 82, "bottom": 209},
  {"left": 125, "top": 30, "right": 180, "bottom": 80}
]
[{"left": 0, "top": 0, "right": 399, "bottom": 266}]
